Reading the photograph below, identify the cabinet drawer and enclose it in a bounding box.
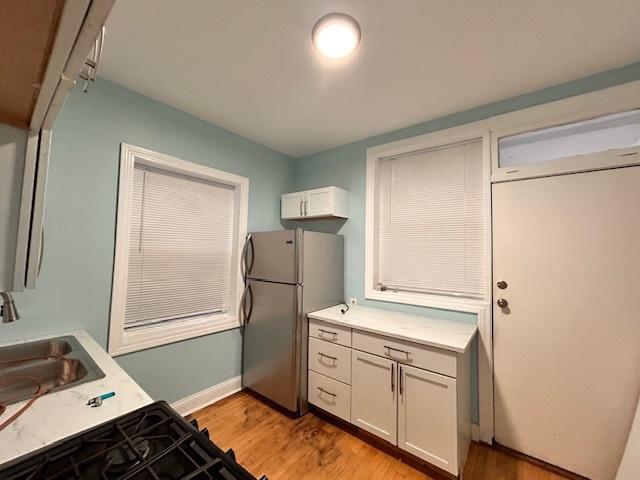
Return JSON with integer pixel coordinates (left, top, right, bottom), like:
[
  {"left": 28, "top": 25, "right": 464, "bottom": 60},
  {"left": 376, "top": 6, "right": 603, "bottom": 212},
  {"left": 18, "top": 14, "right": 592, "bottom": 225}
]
[
  {"left": 309, "top": 318, "right": 351, "bottom": 347},
  {"left": 309, "top": 337, "right": 352, "bottom": 384},
  {"left": 352, "top": 330, "right": 457, "bottom": 378},
  {"left": 308, "top": 370, "right": 351, "bottom": 422}
]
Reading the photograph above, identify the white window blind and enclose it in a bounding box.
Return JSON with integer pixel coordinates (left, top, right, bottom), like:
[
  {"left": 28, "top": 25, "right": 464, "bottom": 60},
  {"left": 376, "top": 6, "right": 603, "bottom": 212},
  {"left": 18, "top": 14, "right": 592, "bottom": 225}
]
[
  {"left": 376, "top": 140, "right": 485, "bottom": 299},
  {"left": 124, "top": 165, "right": 234, "bottom": 329}
]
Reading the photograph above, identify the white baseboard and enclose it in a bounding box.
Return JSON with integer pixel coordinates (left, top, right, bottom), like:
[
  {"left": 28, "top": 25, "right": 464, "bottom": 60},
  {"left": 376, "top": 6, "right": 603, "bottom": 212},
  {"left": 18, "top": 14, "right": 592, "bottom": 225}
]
[
  {"left": 471, "top": 423, "right": 480, "bottom": 442},
  {"left": 172, "top": 375, "right": 242, "bottom": 417}
]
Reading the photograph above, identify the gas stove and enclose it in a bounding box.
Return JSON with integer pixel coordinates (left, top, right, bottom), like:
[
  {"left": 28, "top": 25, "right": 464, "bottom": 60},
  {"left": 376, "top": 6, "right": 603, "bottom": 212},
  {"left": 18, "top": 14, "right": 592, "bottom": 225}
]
[{"left": 0, "top": 401, "right": 266, "bottom": 480}]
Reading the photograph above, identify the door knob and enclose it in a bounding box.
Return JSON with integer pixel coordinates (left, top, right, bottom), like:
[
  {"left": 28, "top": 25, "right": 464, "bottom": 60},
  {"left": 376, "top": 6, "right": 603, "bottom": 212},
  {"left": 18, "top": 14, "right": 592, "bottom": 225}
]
[
  {"left": 497, "top": 298, "right": 508, "bottom": 308},
  {"left": 496, "top": 280, "right": 508, "bottom": 290}
]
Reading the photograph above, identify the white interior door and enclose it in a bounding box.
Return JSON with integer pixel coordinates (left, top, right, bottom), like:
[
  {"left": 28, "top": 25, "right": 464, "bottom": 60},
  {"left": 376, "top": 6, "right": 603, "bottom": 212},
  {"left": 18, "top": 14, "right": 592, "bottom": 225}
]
[
  {"left": 351, "top": 349, "right": 397, "bottom": 444},
  {"left": 493, "top": 167, "right": 640, "bottom": 480}
]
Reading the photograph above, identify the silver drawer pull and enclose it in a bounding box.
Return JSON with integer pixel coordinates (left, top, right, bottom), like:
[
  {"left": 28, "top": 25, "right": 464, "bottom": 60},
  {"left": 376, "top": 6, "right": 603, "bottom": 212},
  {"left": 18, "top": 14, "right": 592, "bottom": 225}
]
[
  {"left": 318, "top": 328, "right": 338, "bottom": 339},
  {"left": 384, "top": 345, "right": 411, "bottom": 358},
  {"left": 317, "top": 387, "right": 336, "bottom": 397},
  {"left": 318, "top": 352, "right": 337, "bottom": 361}
]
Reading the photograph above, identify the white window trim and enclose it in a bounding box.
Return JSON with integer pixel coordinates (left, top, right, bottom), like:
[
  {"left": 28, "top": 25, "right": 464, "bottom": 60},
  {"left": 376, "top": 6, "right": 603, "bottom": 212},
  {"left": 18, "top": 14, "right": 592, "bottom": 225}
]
[
  {"left": 108, "top": 144, "right": 249, "bottom": 356},
  {"left": 365, "top": 123, "right": 493, "bottom": 314}
]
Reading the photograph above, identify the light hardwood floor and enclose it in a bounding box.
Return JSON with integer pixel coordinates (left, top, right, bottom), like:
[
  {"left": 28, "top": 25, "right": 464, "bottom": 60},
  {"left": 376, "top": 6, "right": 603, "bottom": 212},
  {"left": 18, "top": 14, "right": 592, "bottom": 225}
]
[{"left": 190, "top": 392, "right": 569, "bottom": 480}]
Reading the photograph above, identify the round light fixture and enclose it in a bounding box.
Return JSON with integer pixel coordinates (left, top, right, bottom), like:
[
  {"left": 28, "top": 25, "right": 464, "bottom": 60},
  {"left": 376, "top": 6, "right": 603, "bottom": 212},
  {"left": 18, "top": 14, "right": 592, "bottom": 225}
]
[{"left": 312, "top": 13, "right": 361, "bottom": 59}]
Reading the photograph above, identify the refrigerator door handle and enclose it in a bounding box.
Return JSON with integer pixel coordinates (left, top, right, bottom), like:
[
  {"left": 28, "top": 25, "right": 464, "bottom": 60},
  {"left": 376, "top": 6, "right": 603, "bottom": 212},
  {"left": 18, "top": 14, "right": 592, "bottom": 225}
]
[
  {"left": 244, "top": 284, "right": 254, "bottom": 324},
  {"left": 241, "top": 234, "right": 250, "bottom": 283},
  {"left": 247, "top": 235, "right": 255, "bottom": 275},
  {"left": 241, "top": 234, "right": 255, "bottom": 283},
  {"left": 240, "top": 285, "right": 248, "bottom": 324}
]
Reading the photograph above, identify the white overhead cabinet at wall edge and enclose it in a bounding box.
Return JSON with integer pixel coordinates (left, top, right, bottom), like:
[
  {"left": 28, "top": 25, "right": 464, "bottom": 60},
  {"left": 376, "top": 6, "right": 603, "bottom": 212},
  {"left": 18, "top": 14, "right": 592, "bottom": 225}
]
[{"left": 281, "top": 186, "right": 349, "bottom": 220}]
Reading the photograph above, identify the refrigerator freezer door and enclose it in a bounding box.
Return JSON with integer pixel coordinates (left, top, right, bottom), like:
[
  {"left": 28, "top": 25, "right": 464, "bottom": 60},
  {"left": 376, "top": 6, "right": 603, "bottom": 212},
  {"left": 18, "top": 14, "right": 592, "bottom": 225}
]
[
  {"left": 242, "top": 279, "right": 302, "bottom": 412},
  {"left": 245, "top": 230, "right": 300, "bottom": 284}
]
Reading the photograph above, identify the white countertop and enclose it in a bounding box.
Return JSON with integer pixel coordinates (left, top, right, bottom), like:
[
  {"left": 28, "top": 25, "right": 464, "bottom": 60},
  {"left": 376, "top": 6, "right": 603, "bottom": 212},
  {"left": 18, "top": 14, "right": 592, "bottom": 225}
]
[
  {"left": 0, "top": 330, "right": 152, "bottom": 466},
  {"left": 308, "top": 305, "right": 477, "bottom": 353}
]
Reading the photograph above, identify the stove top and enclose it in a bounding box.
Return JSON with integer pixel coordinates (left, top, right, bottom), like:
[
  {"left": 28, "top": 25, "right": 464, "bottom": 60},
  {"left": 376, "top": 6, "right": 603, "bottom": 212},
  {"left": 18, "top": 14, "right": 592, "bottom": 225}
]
[{"left": 0, "top": 401, "right": 264, "bottom": 480}]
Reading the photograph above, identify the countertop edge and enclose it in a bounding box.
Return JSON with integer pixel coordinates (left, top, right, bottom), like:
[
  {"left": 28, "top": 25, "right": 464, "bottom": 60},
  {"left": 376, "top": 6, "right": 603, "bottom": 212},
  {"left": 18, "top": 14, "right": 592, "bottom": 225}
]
[{"left": 307, "top": 309, "right": 477, "bottom": 354}]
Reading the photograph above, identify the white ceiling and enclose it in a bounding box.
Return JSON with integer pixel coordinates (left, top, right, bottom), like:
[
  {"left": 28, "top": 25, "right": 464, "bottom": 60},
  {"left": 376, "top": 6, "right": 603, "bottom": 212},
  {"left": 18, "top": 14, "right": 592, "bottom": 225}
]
[{"left": 100, "top": 0, "right": 640, "bottom": 158}]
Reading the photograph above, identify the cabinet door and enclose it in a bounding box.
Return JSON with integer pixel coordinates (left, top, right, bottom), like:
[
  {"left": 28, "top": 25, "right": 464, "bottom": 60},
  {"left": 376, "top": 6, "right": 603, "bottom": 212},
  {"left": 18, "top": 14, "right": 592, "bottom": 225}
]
[
  {"left": 398, "top": 364, "right": 458, "bottom": 475},
  {"left": 304, "top": 187, "right": 332, "bottom": 217},
  {"left": 281, "top": 192, "right": 305, "bottom": 219},
  {"left": 0, "top": 124, "right": 28, "bottom": 291},
  {"left": 351, "top": 349, "right": 397, "bottom": 444}
]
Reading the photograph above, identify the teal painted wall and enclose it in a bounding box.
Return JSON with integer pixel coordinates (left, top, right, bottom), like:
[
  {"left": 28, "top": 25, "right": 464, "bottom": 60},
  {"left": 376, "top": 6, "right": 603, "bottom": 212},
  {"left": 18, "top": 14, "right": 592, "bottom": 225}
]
[
  {"left": 291, "top": 62, "right": 640, "bottom": 423},
  {"left": 3, "top": 61, "right": 639, "bottom": 418},
  {"left": 3, "top": 78, "right": 295, "bottom": 403}
]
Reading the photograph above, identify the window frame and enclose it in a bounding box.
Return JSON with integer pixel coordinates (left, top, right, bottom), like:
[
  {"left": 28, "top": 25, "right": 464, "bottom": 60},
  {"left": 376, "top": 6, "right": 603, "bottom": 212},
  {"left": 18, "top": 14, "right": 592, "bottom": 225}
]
[
  {"left": 108, "top": 143, "right": 249, "bottom": 356},
  {"left": 491, "top": 107, "right": 640, "bottom": 183},
  {"left": 365, "top": 124, "right": 492, "bottom": 314}
]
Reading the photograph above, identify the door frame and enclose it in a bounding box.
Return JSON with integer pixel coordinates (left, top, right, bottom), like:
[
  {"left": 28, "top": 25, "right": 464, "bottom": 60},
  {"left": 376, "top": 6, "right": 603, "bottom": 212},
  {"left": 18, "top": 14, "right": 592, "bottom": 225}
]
[
  {"left": 481, "top": 80, "right": 640, "bottom": 443},
  {"left": 484, "top": 80, "right": 640, "bottom": 445}
]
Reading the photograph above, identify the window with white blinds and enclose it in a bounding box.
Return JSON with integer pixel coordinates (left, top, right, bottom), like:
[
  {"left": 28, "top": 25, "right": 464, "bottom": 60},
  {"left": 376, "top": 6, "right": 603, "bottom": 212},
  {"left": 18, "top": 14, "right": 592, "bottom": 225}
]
[
  {"left": 374, "top": 139, "right": 485, "bottom": 300},
  {"left": 109, "top": 144, "right": 249, "bottom": 356},
  {"left": 124, "top": 166, "right": 234, "bottom": 330}
]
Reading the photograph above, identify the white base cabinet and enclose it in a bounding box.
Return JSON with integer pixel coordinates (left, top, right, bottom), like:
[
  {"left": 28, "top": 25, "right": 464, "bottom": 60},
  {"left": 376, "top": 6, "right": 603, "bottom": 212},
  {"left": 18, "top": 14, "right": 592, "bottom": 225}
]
[
  {"left": 308, "top": 317, "right": 472, "bottom": 477},
  {"left": 398, "top": 364, "right": 458, "bottom": 474},
  {"left": 351, "top": 350, "right": 397, "bottom": 444},
  {"left": 308, "top": 370, "right": 351, "bottom": 423}
]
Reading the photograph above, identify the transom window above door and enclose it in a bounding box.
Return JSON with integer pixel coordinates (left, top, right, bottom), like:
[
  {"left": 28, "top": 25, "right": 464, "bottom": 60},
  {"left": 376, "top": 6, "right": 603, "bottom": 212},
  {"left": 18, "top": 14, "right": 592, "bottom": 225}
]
[{"left": 492, "top": 108, "right": 640, "bottom": 182}]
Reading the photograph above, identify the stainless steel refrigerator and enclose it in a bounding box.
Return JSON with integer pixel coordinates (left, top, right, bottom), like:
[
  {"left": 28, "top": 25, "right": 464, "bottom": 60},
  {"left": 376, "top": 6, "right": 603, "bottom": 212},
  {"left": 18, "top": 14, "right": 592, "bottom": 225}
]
[{"left": 241, "top": 229, "right": 343, "bottom": 415}]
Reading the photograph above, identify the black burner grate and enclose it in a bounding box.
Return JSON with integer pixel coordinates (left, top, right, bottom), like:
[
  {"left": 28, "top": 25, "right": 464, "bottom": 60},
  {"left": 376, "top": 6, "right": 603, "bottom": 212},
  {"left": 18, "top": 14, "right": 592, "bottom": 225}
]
[{"left": 0, "top": 402, "right": 260, "bottom": 480}]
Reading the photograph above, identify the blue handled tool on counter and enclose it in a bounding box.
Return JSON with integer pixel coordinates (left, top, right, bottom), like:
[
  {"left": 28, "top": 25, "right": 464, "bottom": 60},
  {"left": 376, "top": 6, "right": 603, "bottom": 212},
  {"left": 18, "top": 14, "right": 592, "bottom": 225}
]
[{"left": 87, "top": 391, "right": 116, "bottom": 407}]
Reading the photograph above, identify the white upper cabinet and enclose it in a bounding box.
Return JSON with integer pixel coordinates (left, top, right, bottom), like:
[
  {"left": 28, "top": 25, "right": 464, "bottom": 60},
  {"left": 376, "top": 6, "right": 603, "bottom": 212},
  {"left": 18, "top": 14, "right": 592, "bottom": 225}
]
[
  {"left": 281, "top": 191, "right": 305, "bottom": 218},
  {"left": 281, "top": 186, "right": 348, "bottom": 220}
]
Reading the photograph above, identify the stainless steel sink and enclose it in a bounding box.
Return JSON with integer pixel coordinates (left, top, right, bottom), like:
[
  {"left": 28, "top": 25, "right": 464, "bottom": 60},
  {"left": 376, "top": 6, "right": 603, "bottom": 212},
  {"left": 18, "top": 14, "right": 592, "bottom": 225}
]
[
  {"left": 0, "top": 338, "right": 72, "bottom": 361},
  {"left": 0, "top": 336, "right": 105, "bottom": 406}
]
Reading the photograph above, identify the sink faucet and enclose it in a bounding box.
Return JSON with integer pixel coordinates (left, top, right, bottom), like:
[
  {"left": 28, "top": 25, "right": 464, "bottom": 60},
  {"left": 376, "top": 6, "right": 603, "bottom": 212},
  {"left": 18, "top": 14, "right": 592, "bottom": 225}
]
[{"left": 0, "top": 292, "right": 19, "bottom": 323}]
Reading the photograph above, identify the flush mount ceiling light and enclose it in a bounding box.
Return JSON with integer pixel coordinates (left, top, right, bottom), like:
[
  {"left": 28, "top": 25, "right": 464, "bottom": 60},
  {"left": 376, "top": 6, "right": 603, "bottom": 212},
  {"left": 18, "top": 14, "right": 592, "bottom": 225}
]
[{"left": 312, "top": 13, "right": 361, "bottom": 59}]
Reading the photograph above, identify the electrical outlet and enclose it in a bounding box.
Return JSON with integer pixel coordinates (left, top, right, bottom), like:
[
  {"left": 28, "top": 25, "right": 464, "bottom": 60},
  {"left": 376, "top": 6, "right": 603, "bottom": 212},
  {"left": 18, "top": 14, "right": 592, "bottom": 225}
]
[{"left": 348, "top": 297, "right": 357, "bottom": 305}]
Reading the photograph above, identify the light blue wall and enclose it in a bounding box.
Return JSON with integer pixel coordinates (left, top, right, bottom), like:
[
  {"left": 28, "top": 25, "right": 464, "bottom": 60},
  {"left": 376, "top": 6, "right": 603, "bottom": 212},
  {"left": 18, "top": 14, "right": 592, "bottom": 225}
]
[
  {"left": 3, "top": 61, "right": 639, "bottom": 417},
  {"left": 291, "top": 61, "right": 640, "bottom": 423},
  {"left": 3, "top": 78, "right": 295, "bottom": 403}
]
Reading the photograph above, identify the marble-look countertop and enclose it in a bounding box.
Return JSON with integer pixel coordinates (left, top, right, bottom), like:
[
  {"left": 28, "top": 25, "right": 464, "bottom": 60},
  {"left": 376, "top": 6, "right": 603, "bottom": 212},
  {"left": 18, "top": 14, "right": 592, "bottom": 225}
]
[
  {"left": 308, "top": 305, "right": 477, "bottom": 353},
  {"left": 0, "top": 330, "right": 152, "bottom": 466}
]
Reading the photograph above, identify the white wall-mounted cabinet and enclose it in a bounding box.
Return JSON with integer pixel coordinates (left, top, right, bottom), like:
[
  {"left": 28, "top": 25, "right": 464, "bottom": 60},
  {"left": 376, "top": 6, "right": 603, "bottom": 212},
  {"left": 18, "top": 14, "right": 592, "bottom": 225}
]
[
  {"left": 0, "top": 2, "right": 113, "bottom": 293},
  {"left": 0, "top": 127, "right": 50, "bottom": 292},
  {"left": 307, "top": 308, "right": 474, "bottom": 477},
  {"left": 281, "top": 186, "right": 348, "bottom": 220}
]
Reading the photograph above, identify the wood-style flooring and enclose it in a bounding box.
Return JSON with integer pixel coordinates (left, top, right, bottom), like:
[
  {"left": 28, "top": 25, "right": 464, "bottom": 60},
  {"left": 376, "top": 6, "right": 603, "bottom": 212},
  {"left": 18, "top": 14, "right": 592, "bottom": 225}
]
[{"left": 189, "top": 391, "right": 569, "bottom": 480}]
